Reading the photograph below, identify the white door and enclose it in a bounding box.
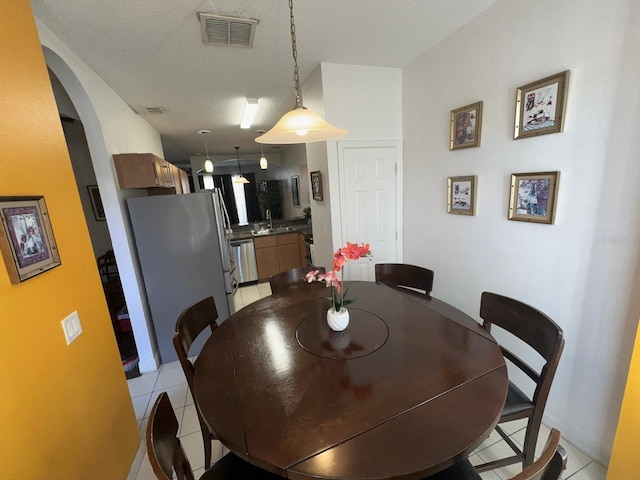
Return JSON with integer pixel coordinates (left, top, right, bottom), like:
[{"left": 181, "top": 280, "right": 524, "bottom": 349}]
[{"left": 340, "top": 145, "right": 400, "bottom": 281}]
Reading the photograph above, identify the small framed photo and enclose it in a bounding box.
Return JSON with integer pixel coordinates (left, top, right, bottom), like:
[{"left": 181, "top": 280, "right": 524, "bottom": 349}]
[
  {"left": 450, "top": 101, "right": 483, "bottom": 150},
  {"left": 514, "top": 70, "right": 569, "bottom": 139},
  {"left": 447, "top": 176, "right": 477, "bottom": 216},
  {"left": 310, "top": 171, "right": 323, "bottom": 201},
  {"left": 87, "top": 185, "right": 106, "bottom": 221},
  {"left": 508, "top": 171, "right": 560, "bottom": 224},
  {"left": 291, "top": 175, "right": 300, "bottom": 207},
  {"left": 0, "top": 196, "right": 61, "bottom": 283}
]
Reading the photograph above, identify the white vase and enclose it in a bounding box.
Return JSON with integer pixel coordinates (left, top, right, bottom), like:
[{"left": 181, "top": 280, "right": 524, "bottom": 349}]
[{"left": 327, "top": 307, "right": 349, "bottom": 332}]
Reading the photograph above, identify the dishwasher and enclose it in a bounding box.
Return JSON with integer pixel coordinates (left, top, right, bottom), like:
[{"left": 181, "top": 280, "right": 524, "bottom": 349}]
[{"left": 231, "top": 239, "right": 258, "bottom": 285}]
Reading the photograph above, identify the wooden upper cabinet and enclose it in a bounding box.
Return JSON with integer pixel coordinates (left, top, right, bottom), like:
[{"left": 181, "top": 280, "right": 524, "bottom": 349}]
[{"left": 113, "top": 153, "right": 175, "bottom": 189}]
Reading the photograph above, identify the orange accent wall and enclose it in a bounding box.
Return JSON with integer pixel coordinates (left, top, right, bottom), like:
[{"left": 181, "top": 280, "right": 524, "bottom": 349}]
[
  {"left": 0, "top": 2, "right": 140, "bottom": 479},
  {"left": 608, "top": 321, "right": 640, "bottom": 478}
]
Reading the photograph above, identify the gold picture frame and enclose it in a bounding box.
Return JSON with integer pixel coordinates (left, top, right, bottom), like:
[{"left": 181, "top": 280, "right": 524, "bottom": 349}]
[
  {"left": 514, "top": 70, "right": 569, "bottom": 139},
  {"left": 447, "top": 175, "right": 477, "bottom": 216},
  {"left": 450, "top": 101, "right": 483, "bottom": 150},
  {"left": 508, "top": 171, "right": 560, "bottom": 224},
  {"left": 0, "top": 196, "right": 61, "bottom": 283}
]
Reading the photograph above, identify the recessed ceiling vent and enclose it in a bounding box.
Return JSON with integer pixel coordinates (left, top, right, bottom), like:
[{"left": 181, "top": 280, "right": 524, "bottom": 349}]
[
  {"left": 139, "top": 106, "right": 166, "bottom": 116},
  {"left": 199, "top": 13, "right": 257, "bottom": 48}
]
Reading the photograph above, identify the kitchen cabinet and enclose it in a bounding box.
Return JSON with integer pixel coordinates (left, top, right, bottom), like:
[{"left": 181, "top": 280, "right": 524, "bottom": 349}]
[
  {"left": 170, "top": 163, "right": 190, "bottom": 194},
  {"left": 254, "top": 232, "right": 302, "bottom": 282},
  {"left": 113, "top": 153, "right": 176, "bottom": 189}
]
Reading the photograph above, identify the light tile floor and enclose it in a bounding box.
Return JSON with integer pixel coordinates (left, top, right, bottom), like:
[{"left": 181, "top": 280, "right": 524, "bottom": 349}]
[{"left": 128, "top": 283, "right": 607, "bottom": 480}]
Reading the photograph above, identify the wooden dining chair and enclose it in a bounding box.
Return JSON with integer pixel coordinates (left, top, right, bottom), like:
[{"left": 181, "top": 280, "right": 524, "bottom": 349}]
[
  {"left": 374, "top": 263, "right": 434, "bottom": 296},
  {"left": 269, "top": 266, "right": 326, "bottom": 296},
  {"left": 422, "top": 428, "right": 566, "bottom": 480},
  {"left": 474, "top": 292, "right": 565, "bottom": 472},
  {"left": 146, "top": 392, "right": 284, "bottom": 480},
  {"left": 173, "top": 297, "right": 219, "bottom": 469}
]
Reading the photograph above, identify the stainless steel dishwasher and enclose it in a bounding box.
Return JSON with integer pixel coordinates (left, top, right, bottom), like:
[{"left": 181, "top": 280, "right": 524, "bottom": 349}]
[{"left": 231, "top": 239, "right": 258, "bottom": 285}]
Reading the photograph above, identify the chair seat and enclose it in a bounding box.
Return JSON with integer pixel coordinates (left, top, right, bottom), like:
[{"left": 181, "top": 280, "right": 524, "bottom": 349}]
[
  {"left": 420, "top": 459, "right": 480, "bottom": 480},
  {"left": 201, "top": 452, "right": 284, "bottom": 479},
  {"left": 502, "top": 381, "right": 534, "bottom": 418}
]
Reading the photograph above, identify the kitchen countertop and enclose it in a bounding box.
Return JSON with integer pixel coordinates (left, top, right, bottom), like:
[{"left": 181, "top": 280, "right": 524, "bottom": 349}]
[{"left": 230, "top": 221, "right": 312, "bottom": 242}]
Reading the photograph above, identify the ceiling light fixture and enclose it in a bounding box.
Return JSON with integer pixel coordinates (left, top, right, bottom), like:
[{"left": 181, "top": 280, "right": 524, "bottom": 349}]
[
  {"left": 255, "top": 0, "right": 348, "bottom": 144},
  {"left": 241, "top": 98, "right": 259, "bottom": 129},
  {"left": 233, "top": 146, "right": 250, "bottom": 184},
  {"left": 197, "top": 129, "right": 214, "bottom": 172}
]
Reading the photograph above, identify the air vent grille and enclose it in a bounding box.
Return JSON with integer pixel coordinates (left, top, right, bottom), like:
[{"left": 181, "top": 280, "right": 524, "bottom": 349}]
[
  {"left": 142, "top": 107, "right": 166, "bottom": 115},
  {"left": 199, "top": 13, "right": 257, "bottom": 48}
]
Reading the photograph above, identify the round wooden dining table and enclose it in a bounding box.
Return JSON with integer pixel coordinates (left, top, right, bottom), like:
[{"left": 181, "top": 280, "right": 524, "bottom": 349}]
[{"left": 194, "top": 281, "right": 507, "bottom": 480}]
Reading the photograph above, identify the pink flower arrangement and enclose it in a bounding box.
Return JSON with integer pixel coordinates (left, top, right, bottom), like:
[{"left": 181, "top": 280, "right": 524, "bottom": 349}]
[{"left": 305, "top": 242, "right": 372, "bottom": 312}]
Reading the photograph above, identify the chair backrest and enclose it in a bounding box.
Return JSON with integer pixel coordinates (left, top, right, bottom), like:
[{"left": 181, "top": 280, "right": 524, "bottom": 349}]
[
  {"left": 173, "top": 297, "right": 218, "bottom": 391},
  {"left": 374, "top": 263, "right": 434, "bottom": 296},
  {"left": 509, "top": 429, "right": 566, "bottom": 480},
  {"left": 480, "top": 292, "right": 564, "bottom": 414},
  {"left": 146, "top": 392, "right": 196, "bottom": 480},
  {"left": 270, "top": 266, "right": 326, "bottom": 295}
]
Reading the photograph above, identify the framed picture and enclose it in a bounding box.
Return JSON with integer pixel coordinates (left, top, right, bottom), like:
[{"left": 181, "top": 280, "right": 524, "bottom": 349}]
[
  {"left": 508, "top": 171, "right": 560, "bottom": 224},
  {"left": 310, "top": 171, "right": 323, "bottom": 201},
  {"left": 447, "top": 175, "right": 477, "bottom": 216},
  {"left": 291, "top": 175, "right": 300, "bottom": 207},
  {"left": 450, "top": 101, "right": 483, "bottom": 150},
  {"left": 514, "top": 70, "right": 569, "bottom": 139},
  {"left": 87, "top": 185, "right": 106, "bottom": 221},
  {"left": 0, "top": 196, "right": 61, "bottom": 283}
]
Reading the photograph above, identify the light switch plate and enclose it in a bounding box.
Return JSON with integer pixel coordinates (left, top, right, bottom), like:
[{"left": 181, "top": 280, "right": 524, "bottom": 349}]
[{"left": 61, "top": 311, "right": 82, "bottom": 345}]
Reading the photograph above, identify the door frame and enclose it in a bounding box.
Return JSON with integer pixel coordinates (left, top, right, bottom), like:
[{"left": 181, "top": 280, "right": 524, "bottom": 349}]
[{"left": 333, "top": 140, "right": 403, "bottom": 265}]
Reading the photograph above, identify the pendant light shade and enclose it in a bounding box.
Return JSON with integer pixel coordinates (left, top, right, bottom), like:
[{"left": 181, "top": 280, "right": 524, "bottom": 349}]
[
  {"left": 204, "top": 159, "right": 214, "bottom": 173},
  {"left": 255, "top": 0, "right": 347, "bottom": 145},
  {"left": 256, "top": 107, "right": 347, "bottom": 144},
  {"left": 232, "top": 146, "right": 250, "bottom": 184}
]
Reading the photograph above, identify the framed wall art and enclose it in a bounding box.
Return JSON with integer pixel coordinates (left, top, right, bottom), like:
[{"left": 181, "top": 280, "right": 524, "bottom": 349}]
[
  {"left": 310, "top": 171, "right": 323, "bottom": 201},
  {"left": 514, "top": 70, "right": 569, "bottom": 139},
  {"left": 450, "top": 101, "right": 483, "bottom": 150},
  {"left": 291, "top": 175, "right": 300, "bottom": 207},
  {"left": 0, "top": 196, "right": 61, "bottom": 283},
  {"left": 87, "top": 185, "right": 106, "bottom": 221},
  {"left": 508, "top": 171, "right": 560, "bottom": 224},
  {"left": 447, "top": 175, "right": 477, "bottom": 216}
]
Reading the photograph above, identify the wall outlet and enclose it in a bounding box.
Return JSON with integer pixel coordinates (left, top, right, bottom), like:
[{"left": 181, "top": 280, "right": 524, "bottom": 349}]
[{"left": 61, "top": 311, "right": 82, "bottom": 345}]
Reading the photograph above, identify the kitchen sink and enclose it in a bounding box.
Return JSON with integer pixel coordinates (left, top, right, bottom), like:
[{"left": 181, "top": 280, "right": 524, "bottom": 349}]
[{"left": 251, "top": 226, "right": 297, "bottom": 236}]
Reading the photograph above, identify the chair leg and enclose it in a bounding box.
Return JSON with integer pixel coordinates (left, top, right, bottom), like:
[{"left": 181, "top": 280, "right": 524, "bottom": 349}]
[
  {"left": 522, "top": 418, "right": 542, "bottom": 468},
  {"left": 203, "top": 430, "right": 212, "bottom": 469}
]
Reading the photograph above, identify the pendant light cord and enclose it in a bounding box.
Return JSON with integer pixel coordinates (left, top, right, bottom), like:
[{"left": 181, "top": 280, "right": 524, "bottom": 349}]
[{"left": 289, "top": 0, "right": 303, "bottom": 109}]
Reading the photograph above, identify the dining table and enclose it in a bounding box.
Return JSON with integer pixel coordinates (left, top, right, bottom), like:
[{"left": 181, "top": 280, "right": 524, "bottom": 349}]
[{"left": 193, "top": 281, "right": 508, "bottom": 480}]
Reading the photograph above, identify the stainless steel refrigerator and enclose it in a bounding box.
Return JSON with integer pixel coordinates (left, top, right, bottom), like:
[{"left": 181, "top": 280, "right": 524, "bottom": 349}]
[{"left": 127, "top": 191, "right": 237, "bottom": 363}]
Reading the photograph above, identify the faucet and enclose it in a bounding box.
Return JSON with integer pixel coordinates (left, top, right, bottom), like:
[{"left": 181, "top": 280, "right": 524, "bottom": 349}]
[{"left": 266, "top": 209, "right": 272, "bottom": 229}]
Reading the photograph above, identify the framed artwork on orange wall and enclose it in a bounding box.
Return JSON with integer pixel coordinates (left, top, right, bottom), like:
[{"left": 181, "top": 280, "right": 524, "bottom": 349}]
[{"left": 0, "top": 196, "right": 61, "bottom": 283}]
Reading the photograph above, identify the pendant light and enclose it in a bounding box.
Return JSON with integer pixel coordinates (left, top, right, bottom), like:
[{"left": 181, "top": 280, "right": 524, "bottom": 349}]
[
  {"left": 233, "top": 146, "right": 250, "bottom": 184},
  {"left": 255, "top": 0, "right": 348, "bottom": 145},
  {"left": 260, "top": 144, "right": 269, "bottom": 170},
  {"left": 197, "top": 129, "right": 214, "bottom": 173}
]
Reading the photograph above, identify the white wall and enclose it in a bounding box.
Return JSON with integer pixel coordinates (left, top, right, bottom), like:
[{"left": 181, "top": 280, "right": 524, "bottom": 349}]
[
  {"left": 402, "top": 0, "right": 640, "bottom": 464},
  {"left": 306, "top": 63, "right": 403, "bottom": 267},
  {"left": 36, "top": 19, "right": 165, "bottom": 372}
]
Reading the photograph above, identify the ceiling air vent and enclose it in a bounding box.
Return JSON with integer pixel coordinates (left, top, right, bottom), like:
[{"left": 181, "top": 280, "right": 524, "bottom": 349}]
[
  {"left": 199, "top": 13, "right": 257, "bottom": 48},
  {"left": 140, "top": 106, "right": 166, "bottom": 116}
]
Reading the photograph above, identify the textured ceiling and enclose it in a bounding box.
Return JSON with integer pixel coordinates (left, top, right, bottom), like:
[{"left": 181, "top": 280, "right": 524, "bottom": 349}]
[{"left": 31, "top": 0, "right": 499, "bottom": 164}]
